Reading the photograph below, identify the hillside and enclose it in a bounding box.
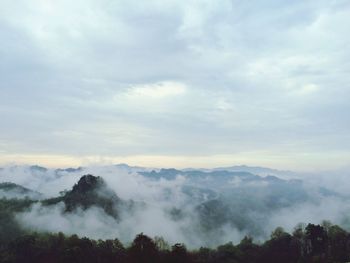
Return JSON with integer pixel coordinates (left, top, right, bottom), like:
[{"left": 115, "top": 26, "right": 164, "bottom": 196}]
[
  {"left": 0, "top": 182, "right": 42, "bottom": 200},
  {"left": 0, "top": 166, "right": 349, "bottom": 248}
]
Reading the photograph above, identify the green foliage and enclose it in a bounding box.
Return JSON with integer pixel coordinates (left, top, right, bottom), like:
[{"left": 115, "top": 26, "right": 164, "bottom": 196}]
[
  {"left": 0, "top": 183, "right": 40, "bottom": 195},
  {"left": 1, "top": 222, "right": 350, "bottom": 263},
  {"left": 0, "top": 198, "right": 37, "bottom": 244},
  {"left": 1, "top": 176, "right": 350, "bottom": 262},
  {"left": 129, "top": 233, "right": 159, "bottom": 263},
  {"left": 169, "top": 243, "right": 189, "bottom": 263},
  {"left": 0, "top": 232, "right": 127, "bottom": 263},
  {"left": 0, "top": 198, "right": 36, "bottom": 212}
]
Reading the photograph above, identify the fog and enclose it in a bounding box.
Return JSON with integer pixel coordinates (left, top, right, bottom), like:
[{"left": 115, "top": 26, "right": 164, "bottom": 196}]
[{"left": 1, "top": 164, "right": 350, "bottom": 248}]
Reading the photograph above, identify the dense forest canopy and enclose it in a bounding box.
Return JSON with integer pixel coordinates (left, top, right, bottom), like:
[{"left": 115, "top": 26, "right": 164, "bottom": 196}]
[{"left": 1, "top": 223, "right": 350, "bottom": 263}]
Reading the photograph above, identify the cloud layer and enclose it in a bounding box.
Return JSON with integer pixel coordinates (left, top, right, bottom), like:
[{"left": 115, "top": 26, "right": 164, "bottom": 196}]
[
  {"left": 1, "top": 0, "right": 350, "bottom": 170},
  {"left": 1, "top": 164, "right": 349, "bottom": 248}
]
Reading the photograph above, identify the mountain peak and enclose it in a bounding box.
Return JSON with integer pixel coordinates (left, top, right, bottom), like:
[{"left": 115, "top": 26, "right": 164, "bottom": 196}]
[
  {"left": 56, "top": 174, "right": 122, "bottom": 219},
  {"left": 71, "top": 174, "right": 106, "bottom": 194}
]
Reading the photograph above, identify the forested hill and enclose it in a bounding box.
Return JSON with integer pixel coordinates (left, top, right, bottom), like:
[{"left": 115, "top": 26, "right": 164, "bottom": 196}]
[
  {"left": 1, "top": 222, "right": 350, "bottom": 263},
  {"left": 41, "top": 174, "right": 133, "bottom": 219},
  {"left": 0, "top": 182, "right": 42, "bottom": 200}
]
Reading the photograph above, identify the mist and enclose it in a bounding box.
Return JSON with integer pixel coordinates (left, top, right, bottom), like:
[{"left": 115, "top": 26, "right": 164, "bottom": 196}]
[{"left": 1, "top": 164, "right": 350, "bottom": 248}]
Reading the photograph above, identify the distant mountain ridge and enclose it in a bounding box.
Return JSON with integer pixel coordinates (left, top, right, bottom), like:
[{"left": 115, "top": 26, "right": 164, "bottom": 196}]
[
  {"left": 0, "top": 167, "right": 349, "bottom": 246},
  {"left": 1, "top": 163, "right": 298, "bottom": 176},
  {"left": 0, "top": 182, "right": 42, "bottom": 200}
]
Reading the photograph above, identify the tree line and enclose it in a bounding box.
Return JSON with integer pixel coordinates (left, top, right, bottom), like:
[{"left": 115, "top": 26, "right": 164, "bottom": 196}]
[{"left": 1, "top": 221, "right": 350, "bottom": 263}]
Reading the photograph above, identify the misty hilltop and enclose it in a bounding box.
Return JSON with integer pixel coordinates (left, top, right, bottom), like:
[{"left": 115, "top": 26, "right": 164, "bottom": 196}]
[
  {"left": 42, "top": 174, "right": 129, "bottom": 219},
  {"left": 0, "top": 182, "right": 42, "bottom": 200}
]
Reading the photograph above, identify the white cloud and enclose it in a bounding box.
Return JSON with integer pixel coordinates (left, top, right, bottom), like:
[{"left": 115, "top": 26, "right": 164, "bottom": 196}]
[
  {"left": 0, "top": 0, "right": 349, "bottom": 170},
  {"left": 125, "top": 81, "right": 187, "bottom": 100},
  {"left": 298, "top": 83, "right": 319, "bottom": 95}
]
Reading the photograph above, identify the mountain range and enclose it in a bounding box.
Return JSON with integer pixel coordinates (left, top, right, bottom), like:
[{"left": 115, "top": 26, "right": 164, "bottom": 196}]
[{"left": 0, "top": 164, "right": 348, "bottom": 247}]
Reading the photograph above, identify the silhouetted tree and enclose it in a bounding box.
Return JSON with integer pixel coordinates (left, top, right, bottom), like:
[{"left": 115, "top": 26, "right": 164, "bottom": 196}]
[
  {"left": 327, "top": 224, "right": 349, "bottom": 262},
  {"left": 168, "top": 243, "right": 191, "bottom": 263},
  {"left": 305, "top": 224, "right": 328, "bottom": 262},
  {"left": 262, "top": 227, "right": 299, "bottom": 263},
  {"left": 129, "top": 233, "right": 159, "bottom": 263},
  {"left": 236, "top": 236, "right": 260, "bottom": 263}
]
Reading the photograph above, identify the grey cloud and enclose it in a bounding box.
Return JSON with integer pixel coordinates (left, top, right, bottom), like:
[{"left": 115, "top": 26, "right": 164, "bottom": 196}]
[{"left": 0, "top": 0, "right": 349, "bottom": 169}]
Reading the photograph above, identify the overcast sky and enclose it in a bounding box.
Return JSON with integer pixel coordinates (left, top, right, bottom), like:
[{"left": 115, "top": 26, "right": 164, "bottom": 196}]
[{"left": 0, "top": 0, "right": 349, "bottom": 171}]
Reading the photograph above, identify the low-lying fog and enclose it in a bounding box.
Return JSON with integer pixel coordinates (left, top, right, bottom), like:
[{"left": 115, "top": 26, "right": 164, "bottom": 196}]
[{"left": 0, "top": 164, "right": 349, "bottom": 248}]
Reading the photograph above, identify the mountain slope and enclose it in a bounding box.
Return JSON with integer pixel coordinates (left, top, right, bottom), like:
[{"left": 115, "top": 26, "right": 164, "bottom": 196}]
[
  {"left": 0, "top": 182, "right": 42, "bottom": 200},
  {"left": 42, "top": 174, "right": 136, "bottom": 220}
]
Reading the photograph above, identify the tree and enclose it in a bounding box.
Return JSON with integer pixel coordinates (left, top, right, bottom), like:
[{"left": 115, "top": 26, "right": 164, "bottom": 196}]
[
  {"left": 328, "top": 224, "right": 349, "bottom": 262},
  {"left": 270, "top": 226, "right": 286, "bottom": 240},
  {"left": 305, "top": 224, "right": 328, "bottom": 261},
  {"left": 214, "top": 241, "right": 240, "bottom": 263},
  {"left": 129, "top": 233, "right": 159, "bottom": 263},
  {"left": 168, "top": 243, "right": 190, "bottom": 263},
  {"left": 263, "top": 227, "right": 298, "bottom": 263},
  {"left": 154, "top": 236, "right": 170, "bottom": 251},
  {"left": 97, "top": 238, "right": 126, "bottom": 263},
  {"left": 236, "top": 236, "right": 260, "bottom": 263}
]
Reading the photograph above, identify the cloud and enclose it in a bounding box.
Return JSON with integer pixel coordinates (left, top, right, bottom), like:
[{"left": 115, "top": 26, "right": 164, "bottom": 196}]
[
  {"left": 0, "top": 0, "right": 349, "bottom": 170},
  {"left": 4, "top": 164, "right": 350, "bottom": 248},
  {"left": 297, "top": 83, "right": 319, "bottom": 95},
  {"left": 16, "top": 203, "right": 122, "bottom": 240},
  {"left": 9, "top": 165, "right": 232, "bottom": 247},
  {"left": 126, "top": 81, "right": 187, "bottom": 100},
  {"left": 268, "top": 197, "right": 350, "bottom": 235}
]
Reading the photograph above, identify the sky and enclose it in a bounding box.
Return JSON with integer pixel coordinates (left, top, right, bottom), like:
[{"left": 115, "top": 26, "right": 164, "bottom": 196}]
[{"left": 0, "top": 0, "right": 350, "bottom": 171}]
